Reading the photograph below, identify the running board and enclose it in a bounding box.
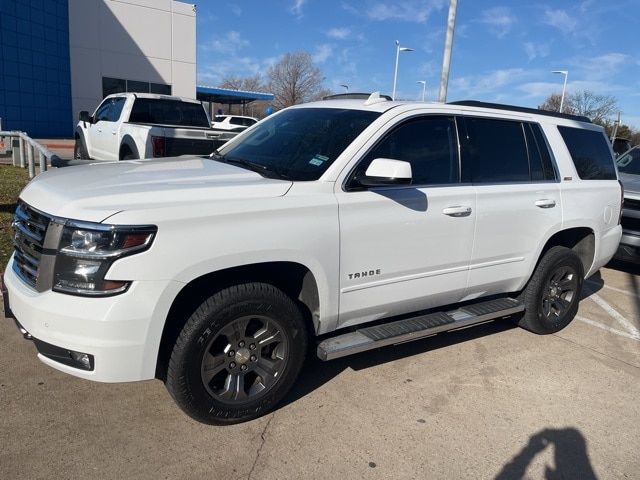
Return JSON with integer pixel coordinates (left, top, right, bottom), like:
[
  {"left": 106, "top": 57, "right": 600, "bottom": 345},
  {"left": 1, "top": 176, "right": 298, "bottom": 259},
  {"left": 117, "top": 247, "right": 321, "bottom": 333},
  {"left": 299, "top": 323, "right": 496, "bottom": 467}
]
[{"left": 317, "top": 297, "right": 523, "bottom": 361}]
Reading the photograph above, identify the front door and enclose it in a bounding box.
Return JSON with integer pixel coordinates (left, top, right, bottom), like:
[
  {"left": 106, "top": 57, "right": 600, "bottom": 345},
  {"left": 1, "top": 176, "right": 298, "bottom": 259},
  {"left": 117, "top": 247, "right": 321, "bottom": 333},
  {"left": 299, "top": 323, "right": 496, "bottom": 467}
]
[{"left": 336, "top": 115, "right": 476, "bottom": 328}]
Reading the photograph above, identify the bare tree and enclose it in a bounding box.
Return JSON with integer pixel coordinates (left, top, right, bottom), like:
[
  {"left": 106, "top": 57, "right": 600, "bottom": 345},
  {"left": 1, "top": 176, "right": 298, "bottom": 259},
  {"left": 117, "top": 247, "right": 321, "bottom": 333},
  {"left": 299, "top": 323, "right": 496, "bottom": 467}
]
[
  {"left": 219, "top": 74, "right": 266, "bottom": 93},
  {"left": 538, "top": 93, "right": 576, "bottom": 115},
  {"left": 570, "top": 91, "right": 618, "bottom": 125},
  {"left": 267, "top": 52, "right": 325, "bottom": 109},
  {"left": 538, "top": 90, "right": 617, "bottom": 126}
]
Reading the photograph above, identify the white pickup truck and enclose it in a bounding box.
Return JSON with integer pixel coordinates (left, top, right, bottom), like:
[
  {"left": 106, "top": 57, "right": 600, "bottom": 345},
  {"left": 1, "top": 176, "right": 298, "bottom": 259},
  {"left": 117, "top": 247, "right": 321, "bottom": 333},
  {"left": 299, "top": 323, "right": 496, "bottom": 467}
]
[
  {"left": 74, "top": 93, "right": 223, "bottom": 161},
  {"left": 4, "top": 95, "right": 622, "bottom": 425}
]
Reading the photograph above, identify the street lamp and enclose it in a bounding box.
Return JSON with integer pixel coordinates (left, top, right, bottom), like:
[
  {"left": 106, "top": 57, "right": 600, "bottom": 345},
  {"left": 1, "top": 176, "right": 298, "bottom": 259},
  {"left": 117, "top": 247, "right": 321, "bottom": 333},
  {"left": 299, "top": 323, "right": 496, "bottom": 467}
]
[
  {"left": 339, "top": 84, "right": 349, "bottom": 93},
  {"left": 552, "top": 70, "right": 569, "bottom": 113},
  {"left": 417, "top": 80, "right": 427, "bottom": 102},
  {"left": 392, "top": 40, "right": 414, "bottom": 101}
]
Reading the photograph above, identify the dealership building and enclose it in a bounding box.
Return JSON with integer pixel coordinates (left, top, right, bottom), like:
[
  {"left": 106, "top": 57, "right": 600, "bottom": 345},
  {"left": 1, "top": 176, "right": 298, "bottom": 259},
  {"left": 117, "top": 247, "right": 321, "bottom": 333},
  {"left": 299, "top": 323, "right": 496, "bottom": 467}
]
[{"left": 0, "top": 0, "right": 272, "bottom": 138}]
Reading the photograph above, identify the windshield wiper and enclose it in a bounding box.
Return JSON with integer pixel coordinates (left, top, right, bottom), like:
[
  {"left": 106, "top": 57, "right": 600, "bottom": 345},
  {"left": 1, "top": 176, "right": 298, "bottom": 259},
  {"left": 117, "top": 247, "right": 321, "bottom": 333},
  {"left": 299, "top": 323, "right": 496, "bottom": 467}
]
[{"left": 209, "top": 151, "right": 290, "bottom": 180}]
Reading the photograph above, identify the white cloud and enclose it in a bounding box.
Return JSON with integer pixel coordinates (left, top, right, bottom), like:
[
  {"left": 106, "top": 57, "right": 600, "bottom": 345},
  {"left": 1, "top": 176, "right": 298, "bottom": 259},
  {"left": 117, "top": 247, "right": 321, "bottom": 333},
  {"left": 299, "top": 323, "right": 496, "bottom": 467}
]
[
  {"left": 363, "top": 0, "right": 447, "bottom": 23},
  {"left": 581, "top": 53, "right": 629, "bottom": 78},
  {"left": 523, "top": 42, "right": 550, "bottom": 61},
  {"left": 517, "top": 81, "right": 561, "bottom": 98},
  {"left": 202, "top": 31, "right": 249, "bottom": 54},
  {"left": 313, "top": 44, "right": 334, "bottom": 64},
  {"left": 452, "top": 68, "right": 530, "bottom": 97},
  {"left": 327, "top": 27, "right": 351, "bottom": 40},
  {"left": 290, "top": 0, "right": 306, "bottom": 18},
  {"left": 479, "top": 7, "right": 516, "bottom": 38},
  {"left": 543, "top": 9, "right": 578, "bottom": 34},
  {"left": 230, "top": 4, "right": 242, "bottom": 16}
]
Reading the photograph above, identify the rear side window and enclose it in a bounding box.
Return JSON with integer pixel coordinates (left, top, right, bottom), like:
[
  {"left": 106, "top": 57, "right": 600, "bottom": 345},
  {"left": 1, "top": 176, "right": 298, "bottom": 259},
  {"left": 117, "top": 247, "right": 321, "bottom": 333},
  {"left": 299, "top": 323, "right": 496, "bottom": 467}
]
[
  {"left": 558, "top": 126, "right": 616, "bottom": 180},
  {"left": 129, "top": 99, "right": 210, "bottom": 128},
  {"left": 462, "top": 117, "right": 529, "bottom": 183},
  {"left": 524, "top": 123, "right": 556, "bottom": 181}
]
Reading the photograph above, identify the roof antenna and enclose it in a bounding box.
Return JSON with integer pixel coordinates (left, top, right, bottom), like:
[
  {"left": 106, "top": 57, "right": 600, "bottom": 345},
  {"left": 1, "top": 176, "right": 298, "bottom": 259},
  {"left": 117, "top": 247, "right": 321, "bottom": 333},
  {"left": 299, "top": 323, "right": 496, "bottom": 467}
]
[{"left": 364, "top": 92, "right": 389, "bottom": 106}]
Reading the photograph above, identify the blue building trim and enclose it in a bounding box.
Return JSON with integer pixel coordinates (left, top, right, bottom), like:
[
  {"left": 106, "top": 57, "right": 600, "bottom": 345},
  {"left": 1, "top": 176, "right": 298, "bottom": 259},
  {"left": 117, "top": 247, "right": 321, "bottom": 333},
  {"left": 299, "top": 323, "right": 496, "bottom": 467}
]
[{"left": 0, "top": 0, "right": 72, "bottom": 138}]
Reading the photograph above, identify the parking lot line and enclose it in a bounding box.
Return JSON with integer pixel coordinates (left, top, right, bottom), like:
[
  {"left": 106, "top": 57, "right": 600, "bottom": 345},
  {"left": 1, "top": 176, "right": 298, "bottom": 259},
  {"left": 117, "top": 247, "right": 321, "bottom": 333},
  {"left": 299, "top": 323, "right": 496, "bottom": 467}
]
[
  {"left": 588, "top": 293, "right": 640, "bottom": 337},
  {"left": 575, "top": 315, "right": 640, "bottom": 341},
  {"left": 587, "top": 280, "right": 640, "bottom": 300}
]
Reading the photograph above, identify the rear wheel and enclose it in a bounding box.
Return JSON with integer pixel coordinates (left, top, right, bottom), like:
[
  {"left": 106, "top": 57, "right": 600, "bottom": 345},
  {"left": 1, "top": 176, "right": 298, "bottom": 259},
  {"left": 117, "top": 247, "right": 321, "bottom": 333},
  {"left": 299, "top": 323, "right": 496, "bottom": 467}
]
[
  {"left": 517, "top": 246, "right": 584, "bottom": 334},
  {"left": 165, "top": 282, "right": 308, "bottom": 424}
]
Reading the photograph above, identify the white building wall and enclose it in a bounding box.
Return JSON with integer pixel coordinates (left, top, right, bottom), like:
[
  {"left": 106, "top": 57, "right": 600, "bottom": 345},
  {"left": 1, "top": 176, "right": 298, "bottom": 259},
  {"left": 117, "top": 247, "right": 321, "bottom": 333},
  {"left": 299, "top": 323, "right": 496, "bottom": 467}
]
[{"left": 68, "top": 0, "right": 196, "bottom": 119}]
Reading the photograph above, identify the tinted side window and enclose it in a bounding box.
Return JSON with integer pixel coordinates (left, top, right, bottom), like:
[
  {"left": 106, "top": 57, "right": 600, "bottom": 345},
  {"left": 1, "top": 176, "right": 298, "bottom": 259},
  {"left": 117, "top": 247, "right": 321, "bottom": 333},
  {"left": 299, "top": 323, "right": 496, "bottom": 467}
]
[
  {"left": 108, "top": 98, "right": 126, "bottom": 122},
  {"left": 463, "top": 117, "right": 529, "bottom": 183},
  {"left": 558, "top": 126, "right": 616, "bottom": 180},
  {"left": 129, "top": 99, "right": 210, "bottom": 128},
  {"left": 524, "top": 123, "right": 556, "bottom": 182},
  {"left": 531, "top": 124, "right": 556, "bottom": 180},
  {"left": 354, "top": 116, "right": 459, "bottom": 186},
  {"left": 94, "top": 101, "right": 111, "bottom": 122}
]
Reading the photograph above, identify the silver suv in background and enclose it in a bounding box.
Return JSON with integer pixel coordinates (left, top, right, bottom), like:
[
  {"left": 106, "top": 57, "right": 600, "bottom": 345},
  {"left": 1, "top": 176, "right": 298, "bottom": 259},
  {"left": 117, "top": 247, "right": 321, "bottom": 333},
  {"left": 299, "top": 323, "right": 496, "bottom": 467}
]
[{"left": 615, "top": 146, "right": 640, "bottom": 262}]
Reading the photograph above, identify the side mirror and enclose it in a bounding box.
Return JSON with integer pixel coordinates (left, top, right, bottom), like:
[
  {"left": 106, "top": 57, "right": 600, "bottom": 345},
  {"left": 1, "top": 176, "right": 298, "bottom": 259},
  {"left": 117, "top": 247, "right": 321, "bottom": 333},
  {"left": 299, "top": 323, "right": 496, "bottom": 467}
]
[
  {"left": 357, "top": 158, "right": 412, "bottom": 187},
  {"left": 79, "top": 111, "right": 92, "bottom": 124}
]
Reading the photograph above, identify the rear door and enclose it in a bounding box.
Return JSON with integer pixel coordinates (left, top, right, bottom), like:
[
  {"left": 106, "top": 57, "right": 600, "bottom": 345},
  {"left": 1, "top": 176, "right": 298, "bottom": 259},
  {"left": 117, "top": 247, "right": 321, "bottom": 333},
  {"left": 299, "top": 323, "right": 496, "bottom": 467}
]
[{"left": 460, "top": 116, "right": 562, "bottom": 297}]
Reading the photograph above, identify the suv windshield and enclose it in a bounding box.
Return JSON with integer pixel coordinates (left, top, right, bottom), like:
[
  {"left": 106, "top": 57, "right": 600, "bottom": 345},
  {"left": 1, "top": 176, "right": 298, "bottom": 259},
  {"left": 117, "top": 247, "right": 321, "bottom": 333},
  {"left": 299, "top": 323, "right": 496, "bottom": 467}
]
[
  {"left": 617, "top": 147, "right": 640, "bottom": 175},
  {"left": 217, "top": 108, "right": 381, "bottom": 181}
]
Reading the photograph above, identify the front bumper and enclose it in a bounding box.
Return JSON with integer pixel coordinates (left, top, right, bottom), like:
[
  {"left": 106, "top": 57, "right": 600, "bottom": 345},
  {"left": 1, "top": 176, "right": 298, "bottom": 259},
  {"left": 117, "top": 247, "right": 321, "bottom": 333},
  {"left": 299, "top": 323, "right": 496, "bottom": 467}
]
[{"left": 3, "top": 258, "right": 183, "bottom": 382}]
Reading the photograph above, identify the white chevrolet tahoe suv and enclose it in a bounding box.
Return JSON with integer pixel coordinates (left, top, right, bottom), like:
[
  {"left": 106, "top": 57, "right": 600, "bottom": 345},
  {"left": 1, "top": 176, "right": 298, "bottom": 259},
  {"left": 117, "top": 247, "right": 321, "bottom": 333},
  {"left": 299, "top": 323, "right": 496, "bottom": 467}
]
[
  {"left": 74, "top": 93, "right": 220, "bottom": 161},
  {"left": 3, "top": 95, "right": 622, "bottom": 425}
]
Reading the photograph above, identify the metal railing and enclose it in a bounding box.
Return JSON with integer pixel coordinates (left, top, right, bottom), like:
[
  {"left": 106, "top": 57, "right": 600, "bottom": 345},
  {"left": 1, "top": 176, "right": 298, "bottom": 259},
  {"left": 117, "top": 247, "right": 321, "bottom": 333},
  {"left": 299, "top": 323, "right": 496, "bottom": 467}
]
[{"left": 0, "top": 131, "right": 61, "bottom": 179}]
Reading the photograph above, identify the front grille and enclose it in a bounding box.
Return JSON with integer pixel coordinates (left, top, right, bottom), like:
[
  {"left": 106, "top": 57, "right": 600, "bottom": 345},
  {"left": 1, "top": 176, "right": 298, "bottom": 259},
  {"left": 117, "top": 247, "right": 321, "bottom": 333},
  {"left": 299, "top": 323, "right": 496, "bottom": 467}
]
[
  {"left": 624, "top": 198, "right": 640, "bottom": 211},
  {"left": 621, "top": 214, "right": 640, "bottom": 233},
  {"left": 12, "top": 201, "right": 51, "bottom": 288}
]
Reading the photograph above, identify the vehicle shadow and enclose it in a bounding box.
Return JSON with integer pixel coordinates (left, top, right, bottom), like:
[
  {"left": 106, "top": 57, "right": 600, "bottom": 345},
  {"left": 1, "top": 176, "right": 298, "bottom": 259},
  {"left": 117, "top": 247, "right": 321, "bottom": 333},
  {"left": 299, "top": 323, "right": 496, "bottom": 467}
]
[
  {"left": 281, "top": 319, "right": 516, "bottom": 409},
  {"left": 494, "top": 427, "right": 598, "bottom": 480}
]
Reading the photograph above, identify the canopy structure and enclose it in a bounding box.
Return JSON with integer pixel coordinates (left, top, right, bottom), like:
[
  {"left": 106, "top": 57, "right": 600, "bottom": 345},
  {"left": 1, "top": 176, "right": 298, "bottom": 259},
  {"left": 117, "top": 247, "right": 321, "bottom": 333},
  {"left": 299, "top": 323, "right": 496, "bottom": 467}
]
[{"left": 196, "top": 85, "right": 274, "bottom": 117}]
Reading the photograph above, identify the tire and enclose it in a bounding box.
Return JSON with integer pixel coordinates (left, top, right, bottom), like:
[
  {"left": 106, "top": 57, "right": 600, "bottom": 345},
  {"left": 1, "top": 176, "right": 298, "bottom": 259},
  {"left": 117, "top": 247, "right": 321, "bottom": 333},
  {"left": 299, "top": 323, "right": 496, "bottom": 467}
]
[
  {"left": 74, "top": 136, "right": 89, "bottom": 160},
  {"left": 517, "top": 246, "right": 584, "bottom": 334},
  {"left": 120, "top": 147, "right": 138, "bottom": 160},
  {"left": 165, "top": 282, "right": 308, "bottom": 425}
]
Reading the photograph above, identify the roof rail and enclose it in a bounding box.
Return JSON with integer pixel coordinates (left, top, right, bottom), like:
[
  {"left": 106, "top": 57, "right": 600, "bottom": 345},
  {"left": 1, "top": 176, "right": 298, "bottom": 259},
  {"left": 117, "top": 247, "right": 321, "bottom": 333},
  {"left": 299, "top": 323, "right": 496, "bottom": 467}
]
[
  {"left": 448, "top": 100, "right": 592, "bottom": 123},
  {"left": 322, "top": 92, "right": 392, "bottom": 102}
]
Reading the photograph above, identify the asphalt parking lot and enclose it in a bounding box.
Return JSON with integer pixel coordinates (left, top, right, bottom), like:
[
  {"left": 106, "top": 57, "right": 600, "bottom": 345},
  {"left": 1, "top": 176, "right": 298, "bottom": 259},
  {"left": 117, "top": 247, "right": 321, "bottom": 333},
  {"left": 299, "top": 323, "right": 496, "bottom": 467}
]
[{"left": 1, "top": 263, "right": 639, "bottom": 480}]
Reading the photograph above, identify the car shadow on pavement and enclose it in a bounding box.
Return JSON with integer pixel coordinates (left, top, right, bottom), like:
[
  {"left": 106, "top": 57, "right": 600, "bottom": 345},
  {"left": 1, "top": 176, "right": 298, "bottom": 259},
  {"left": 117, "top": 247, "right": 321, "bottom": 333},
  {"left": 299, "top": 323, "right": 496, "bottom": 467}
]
[
  {"left": 605, "top": 259, "right": 640, "bottom": 323},
  {"left": 282, "top": 319, "right": 516, "bottom": 409},
  {"left": 494, "top": 427, "right": 598, "bottom": 480}
]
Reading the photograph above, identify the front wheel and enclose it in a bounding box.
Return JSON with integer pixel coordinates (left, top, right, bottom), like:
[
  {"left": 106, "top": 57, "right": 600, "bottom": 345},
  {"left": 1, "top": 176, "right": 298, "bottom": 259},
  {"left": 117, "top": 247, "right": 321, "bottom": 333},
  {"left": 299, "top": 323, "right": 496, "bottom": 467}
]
[
  {"left": 165, "top": 283, "right": 308, "bottom": 424},
  {"left": 517, "top": 246, "right": 584, "bottom": 334}
]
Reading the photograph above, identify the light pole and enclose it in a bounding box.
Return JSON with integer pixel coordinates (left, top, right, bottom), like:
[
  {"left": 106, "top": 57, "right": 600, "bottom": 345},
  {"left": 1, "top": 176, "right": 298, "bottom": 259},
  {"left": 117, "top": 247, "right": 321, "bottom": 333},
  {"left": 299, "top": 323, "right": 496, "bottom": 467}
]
[
  {"left": 552, "top": 70, "right": 569, "bottom": 113},
  {"left": 417, "top": 80, "right": 427, "bottom": 101},
  {"left": 339, "top": 84, "right": 349, "bottom": 93},
  {"left": 438, "top": 0, "right": 458, "bottom": 103},
  {"left": 392, "top": 40, "right": 414, "bottom": 101}
]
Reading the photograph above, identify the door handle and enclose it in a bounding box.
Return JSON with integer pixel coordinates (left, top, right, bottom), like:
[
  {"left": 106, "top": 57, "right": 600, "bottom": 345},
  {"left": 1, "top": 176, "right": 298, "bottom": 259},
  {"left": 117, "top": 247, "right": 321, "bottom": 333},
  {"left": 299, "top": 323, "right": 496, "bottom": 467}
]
[
  {"left": 535, "top": 199, "right": 556, "bottom": 209},
  {"left": 97, "top": 128, "right": 102, "bottom": 133},
  {"left": 443, "top": 206, "right": 472, "bottom": 217},
  {"left": 111, "top": 130, "right": 117, "bottom": 135}
]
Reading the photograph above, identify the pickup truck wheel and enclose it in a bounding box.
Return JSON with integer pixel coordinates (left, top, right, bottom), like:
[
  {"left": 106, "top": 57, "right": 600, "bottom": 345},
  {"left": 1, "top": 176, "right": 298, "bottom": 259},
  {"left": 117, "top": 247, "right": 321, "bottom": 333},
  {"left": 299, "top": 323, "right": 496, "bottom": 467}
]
[
  {"left": 166, "top": 282, "right": 307, "bottom": 425},
  {"left": 74, "top": 137, "right": 88, "bottom": 159},
  {"left": 517, "top": 246, "right": 584, "bottom": 334}
]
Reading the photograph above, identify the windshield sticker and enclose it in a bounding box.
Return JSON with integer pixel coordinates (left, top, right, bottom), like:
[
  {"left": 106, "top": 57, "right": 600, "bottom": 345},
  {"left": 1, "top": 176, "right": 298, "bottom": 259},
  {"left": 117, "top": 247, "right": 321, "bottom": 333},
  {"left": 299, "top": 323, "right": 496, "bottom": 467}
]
[{"left": 309, "top": 154, "right": 330, "bottom": 166}]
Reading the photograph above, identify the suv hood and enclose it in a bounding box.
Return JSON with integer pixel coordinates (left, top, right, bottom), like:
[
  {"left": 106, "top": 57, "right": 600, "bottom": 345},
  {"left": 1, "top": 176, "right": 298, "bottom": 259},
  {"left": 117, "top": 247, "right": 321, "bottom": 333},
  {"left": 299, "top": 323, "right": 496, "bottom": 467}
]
[{"left": 20, "top": 157, "right": 293, "bottom": 222}]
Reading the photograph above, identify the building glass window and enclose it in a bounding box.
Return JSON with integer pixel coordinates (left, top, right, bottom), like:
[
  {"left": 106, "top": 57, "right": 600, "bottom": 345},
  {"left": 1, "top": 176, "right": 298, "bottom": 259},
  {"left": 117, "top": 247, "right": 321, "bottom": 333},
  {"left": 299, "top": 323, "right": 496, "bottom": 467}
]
[{"left": 102, "top": 77, "right": 172, "bottom": 98}]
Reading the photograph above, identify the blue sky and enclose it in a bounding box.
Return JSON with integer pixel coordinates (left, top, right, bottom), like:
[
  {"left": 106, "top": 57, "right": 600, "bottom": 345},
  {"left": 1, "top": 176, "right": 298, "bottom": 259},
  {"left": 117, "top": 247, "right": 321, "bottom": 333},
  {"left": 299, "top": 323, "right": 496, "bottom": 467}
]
[{"left": 195, "top": 0, "right": 640, "bottom": 128}]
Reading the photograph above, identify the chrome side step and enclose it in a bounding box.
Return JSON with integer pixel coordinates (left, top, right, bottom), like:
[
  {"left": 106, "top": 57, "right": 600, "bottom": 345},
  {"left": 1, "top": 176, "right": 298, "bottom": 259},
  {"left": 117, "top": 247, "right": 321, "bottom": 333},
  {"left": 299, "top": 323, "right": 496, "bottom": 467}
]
[{"left": 317, "top": 297, "right": 523, "bottom": 361}]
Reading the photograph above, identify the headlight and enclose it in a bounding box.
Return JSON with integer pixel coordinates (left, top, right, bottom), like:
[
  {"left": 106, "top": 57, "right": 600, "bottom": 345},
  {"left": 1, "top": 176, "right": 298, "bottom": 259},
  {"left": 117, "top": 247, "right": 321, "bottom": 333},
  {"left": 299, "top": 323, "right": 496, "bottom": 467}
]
[{"left": 53, "top": 222, "right": 156, "bottom": 296}]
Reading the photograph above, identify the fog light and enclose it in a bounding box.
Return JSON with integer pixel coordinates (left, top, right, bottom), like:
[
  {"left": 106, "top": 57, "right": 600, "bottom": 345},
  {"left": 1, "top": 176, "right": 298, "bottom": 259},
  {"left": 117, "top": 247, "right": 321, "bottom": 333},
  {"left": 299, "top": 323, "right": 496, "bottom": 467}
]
[{"left": 70, "top": 351, "right": 93, "bottom": 370}]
